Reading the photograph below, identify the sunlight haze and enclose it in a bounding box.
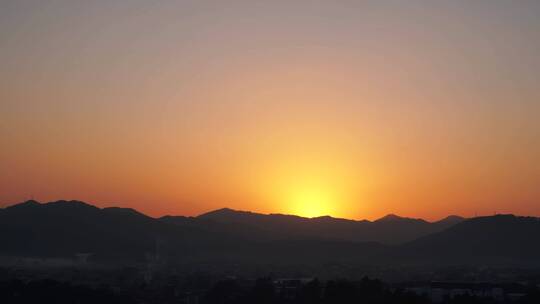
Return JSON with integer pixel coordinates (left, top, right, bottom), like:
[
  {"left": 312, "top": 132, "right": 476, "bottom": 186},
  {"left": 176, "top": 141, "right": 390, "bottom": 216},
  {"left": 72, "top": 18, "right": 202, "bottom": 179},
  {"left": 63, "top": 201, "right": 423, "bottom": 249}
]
[{"left": 1, "top": 1, "right": 539, "bottom": 221}]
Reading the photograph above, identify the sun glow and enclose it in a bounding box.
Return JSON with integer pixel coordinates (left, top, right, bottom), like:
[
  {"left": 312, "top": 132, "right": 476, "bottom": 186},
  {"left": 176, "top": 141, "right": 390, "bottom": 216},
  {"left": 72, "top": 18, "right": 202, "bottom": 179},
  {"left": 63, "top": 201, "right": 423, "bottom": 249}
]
[
  {"left": 288, "top": 186, "right": 337, "bottom": 218},
  {"left": 253, "top": 147, "right": 363, "bottom": 219}
]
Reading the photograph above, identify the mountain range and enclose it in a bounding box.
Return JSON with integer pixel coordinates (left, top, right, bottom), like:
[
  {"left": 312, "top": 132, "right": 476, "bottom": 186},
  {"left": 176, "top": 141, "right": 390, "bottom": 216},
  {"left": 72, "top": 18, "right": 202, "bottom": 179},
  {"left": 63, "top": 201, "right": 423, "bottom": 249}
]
[
  {"left": 1, "top": 200, "right": 539, "bottom": 267},
  {"left": 164, "top": 207, "right": 464, "bottom": 244}
]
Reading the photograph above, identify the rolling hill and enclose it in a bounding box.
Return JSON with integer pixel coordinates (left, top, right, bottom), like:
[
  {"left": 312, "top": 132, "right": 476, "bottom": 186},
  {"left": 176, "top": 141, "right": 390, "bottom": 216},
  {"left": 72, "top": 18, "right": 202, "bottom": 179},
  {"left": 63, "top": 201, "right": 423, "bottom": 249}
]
[
  {"left": 1, "top": 200, "right": 538, "bottom": 267},
  {"left": 193, "top": 207, "right": 464, "bottom": 244}
]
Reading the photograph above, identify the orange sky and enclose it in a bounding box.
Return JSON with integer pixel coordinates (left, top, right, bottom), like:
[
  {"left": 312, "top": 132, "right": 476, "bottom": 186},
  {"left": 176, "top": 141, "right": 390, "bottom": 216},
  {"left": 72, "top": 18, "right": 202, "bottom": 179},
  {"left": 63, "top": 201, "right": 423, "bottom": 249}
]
[{"left": 1, "top": 1, "right": 539, "bottom": 221}]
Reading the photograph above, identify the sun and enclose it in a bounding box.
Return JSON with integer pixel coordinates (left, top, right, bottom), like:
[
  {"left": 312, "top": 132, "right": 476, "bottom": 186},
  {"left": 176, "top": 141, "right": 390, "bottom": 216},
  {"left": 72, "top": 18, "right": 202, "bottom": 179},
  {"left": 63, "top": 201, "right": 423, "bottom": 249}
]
[
  {"left": 287, "top": 187, "right": 337, "bottom": 218},
  {"left": 256, "top": 150, "right": 358, "bottom": 219}
]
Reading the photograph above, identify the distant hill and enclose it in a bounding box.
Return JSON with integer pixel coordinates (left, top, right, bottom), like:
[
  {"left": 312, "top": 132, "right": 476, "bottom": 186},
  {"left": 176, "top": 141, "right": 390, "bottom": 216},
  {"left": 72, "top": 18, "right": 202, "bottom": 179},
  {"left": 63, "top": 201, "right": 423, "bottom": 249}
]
[
  {"left": 1, "top": 200, "right": 538, "bottom": 267},
  {"left": 195, "top": 208, "right": 464, "bottom": 244},
  {"left": 400, "top": 214, "right": 540, "bottom": 264},
  {"left": 433, "top": 215, "right": 466, "bottom": 227},
  {"left": 0, "top": 201, "right": 384, "bottom": 265},
  {"left": 0, "top": 200, "right": 228, "bottom": 262}
]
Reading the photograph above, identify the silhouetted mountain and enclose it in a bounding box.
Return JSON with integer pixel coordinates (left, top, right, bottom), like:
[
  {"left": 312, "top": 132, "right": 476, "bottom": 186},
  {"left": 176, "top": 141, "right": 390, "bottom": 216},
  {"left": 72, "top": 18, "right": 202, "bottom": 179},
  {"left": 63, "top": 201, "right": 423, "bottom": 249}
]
[
  {"left": 5, "top": 199, "right": 40, "bottom": 210},
  {"left": 0, "top": 201, "right": 384, "bottom": 265},
  {"left": 433, "top": 215, "right": 465, "bottom": 227},
  {"left": 400, "top": 214, "right": 540, "bottom": 264},
  {"left": 374, "top": 213, "right": 424, "bottom": 223},
  {"left": 0, "top": 200, "right": 224, "bottom": 262},
  {"left": 196, "top": 208, "right": 460, "bottom": 244},
  {"left": 1, "top": 200, "right": 537, "bottom": 268}
]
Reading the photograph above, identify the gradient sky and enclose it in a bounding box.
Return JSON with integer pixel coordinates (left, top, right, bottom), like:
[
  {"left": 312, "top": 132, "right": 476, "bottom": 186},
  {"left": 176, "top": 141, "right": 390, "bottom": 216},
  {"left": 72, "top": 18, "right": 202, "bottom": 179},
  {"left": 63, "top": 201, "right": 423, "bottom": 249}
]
[{"left": 1, "top": 0, "right": 539, "bottom": 220}]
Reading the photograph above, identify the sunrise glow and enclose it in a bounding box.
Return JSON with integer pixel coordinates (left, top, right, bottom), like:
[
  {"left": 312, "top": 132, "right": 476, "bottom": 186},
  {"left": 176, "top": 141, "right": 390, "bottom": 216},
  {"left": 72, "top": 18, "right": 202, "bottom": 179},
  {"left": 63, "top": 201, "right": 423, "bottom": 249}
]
[{"left": 1, "top": 1, "right": 539, "bottom": 221}]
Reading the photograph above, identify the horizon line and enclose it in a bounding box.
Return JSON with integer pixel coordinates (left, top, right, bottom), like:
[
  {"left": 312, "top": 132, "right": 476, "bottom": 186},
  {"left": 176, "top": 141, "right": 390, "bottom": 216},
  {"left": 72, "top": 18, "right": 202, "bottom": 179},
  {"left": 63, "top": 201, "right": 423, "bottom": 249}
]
[{"left": 10, "top": 198, "right": 527, "bottom": 224}]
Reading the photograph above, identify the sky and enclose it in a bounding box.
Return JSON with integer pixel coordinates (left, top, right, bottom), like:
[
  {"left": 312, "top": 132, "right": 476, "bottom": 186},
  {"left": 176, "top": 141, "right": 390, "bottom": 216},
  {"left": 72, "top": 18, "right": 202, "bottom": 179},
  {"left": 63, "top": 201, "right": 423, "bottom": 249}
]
[{"left": 1, "top": 0, "right": 539, "bottom": 221}]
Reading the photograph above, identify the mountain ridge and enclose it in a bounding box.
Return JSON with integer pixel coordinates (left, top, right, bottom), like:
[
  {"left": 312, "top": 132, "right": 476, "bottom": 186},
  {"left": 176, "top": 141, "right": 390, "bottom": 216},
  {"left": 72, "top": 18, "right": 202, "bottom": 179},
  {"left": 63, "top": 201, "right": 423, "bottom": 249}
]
[
  {"left": 0, "top": 200, "right": 538, "bottom": 267},
  {"left": 3, "top": 201, "right": 464, "bottom": 224},
  {"left": 1, "top": 201, "right": 466, "bottom": 244},
  {"left": 194, "top": 206, "right": 464, "bottom": 244},
  {"left": 196, "top": 206, "right": 463, "bottom": 224}
]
